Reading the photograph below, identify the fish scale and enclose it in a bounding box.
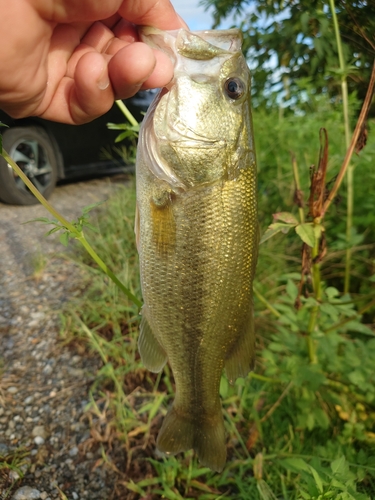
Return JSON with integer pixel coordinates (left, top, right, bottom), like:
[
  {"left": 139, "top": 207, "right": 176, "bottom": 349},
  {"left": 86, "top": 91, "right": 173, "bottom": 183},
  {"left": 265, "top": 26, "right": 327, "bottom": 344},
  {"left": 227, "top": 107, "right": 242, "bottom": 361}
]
[{"left": 136, "top": 27, "right": 258, "bottom": 472}]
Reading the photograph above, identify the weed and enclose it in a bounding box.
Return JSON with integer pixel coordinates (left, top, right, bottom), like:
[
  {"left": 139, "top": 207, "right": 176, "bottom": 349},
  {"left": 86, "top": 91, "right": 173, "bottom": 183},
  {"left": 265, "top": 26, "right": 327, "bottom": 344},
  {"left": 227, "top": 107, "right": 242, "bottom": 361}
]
[{"left": 0, "top": 447, "right": 30, "bottom": 499}]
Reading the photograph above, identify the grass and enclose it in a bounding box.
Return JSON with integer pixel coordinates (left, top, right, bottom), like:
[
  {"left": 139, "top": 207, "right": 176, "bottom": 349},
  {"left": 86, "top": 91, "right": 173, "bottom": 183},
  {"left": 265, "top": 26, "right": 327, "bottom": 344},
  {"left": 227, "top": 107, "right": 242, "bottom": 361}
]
[
  {"left": 60, "top": 99, "right": 375, "bottom": 498},
  {"left": 0, "top": 446, "right": 30, "bottom": 499}
]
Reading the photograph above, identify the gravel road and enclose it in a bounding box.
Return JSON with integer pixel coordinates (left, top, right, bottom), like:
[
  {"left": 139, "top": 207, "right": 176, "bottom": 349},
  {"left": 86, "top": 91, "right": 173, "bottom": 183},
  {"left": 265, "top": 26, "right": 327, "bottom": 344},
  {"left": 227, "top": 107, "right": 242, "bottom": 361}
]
[{"left": 0, "top": 176, "right": 128, "bottom": 500}]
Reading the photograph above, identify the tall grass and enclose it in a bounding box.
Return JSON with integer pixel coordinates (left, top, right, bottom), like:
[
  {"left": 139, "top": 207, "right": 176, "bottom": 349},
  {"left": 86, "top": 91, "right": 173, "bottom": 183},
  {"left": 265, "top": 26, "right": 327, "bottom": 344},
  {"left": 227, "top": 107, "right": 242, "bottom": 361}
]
[{"left": 60, "top": 95, "right": 375, "bottom": 498}]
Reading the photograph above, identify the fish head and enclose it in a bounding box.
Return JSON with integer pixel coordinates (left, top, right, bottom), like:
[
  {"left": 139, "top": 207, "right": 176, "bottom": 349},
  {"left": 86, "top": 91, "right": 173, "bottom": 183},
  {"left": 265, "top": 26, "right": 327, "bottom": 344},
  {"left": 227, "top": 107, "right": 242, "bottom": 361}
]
[{"left": 139, "top": 28, "right": 255, "bottom": 189}]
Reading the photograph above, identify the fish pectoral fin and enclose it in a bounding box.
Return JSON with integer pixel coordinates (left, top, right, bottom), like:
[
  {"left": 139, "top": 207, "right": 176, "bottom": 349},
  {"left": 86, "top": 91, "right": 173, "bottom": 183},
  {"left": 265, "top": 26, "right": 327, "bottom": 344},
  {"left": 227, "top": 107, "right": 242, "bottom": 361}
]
[
  {"left": 138, "top": 311, "right": 167, "bottom": 373},
  {"left": 157, "top": 406, "right": 226, "bottom": 473},
  {"left": 150, "top": 185, "right": 176, "bottom": 255},
  {"left": 225, "top": 309, "right": 255, "bottom": 384}
]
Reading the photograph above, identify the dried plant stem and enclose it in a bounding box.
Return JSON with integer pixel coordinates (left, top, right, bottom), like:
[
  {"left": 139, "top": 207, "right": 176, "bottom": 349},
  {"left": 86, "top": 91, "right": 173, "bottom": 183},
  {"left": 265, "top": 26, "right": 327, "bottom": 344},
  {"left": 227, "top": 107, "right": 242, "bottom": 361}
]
[
  {"left": 259, "top": 381, "right": 294, "bottom": 423},
  {"left": 291, "top": 153, "right": 305, "bottom": 223},
  {"left": 322, "top": 59, "right": 375, "bottom": 217}
]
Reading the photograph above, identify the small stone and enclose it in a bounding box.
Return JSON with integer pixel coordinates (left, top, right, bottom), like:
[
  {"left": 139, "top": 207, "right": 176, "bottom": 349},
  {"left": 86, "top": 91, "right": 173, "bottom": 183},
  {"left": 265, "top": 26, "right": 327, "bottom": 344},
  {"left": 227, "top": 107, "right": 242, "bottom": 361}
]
[
  {"left": 12, "top": 486, "right": 41, "bottom": 500},
  {"left": 43, "top": 365, "right": 53, "bottom": 375},
  {"left": 72, "top": 493, "right": 79, "bottom": 500},
  {"left": 34, "top": 436, "right": 45, "bottom": 446},
  {"left": 85, "top": 452, "right": 94, "bottom": 460},
  {"left": 32, "top": 426, "right": 47, "bottom": 439},
  {"left": 69, "top": 368, "right": 84, "bottom": 378},
  {"left": 24, "top": 396, "right": 34, "bottom": 404},
  {"left": 69, "top": 446, "right": 79, "bottom": 457},
  {"left": 31, "top": 311, "right": 45, "bottom": 320},
  {"left": 40, "top": 493, "right": 48, "bottom": 500},
  {"left": 7, "top": 386, "right": 18, "bottom": 394},
  {"left": 0, "top": 442, "right": 9, "bottom": 455},
  {"left": 9, "top": 469, "right": 20, "bottom": 481},
  {"left": 71, "top": 355, "right": 81, "bottom": 365}
]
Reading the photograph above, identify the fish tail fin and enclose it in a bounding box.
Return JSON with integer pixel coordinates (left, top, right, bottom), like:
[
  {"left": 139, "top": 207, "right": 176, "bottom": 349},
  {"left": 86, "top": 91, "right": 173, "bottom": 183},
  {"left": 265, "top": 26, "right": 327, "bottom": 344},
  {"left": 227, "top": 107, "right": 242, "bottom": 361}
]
[{"left": 156, "top": 406, "right": 226, "bottom": 472}]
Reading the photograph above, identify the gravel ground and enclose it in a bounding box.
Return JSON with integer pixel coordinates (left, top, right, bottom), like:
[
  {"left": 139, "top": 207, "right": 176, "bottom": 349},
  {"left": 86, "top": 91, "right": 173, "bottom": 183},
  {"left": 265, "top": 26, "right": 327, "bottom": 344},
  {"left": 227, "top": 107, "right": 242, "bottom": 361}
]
[{"left": 0, "top": 177, "right": 129, "bottom": 500}]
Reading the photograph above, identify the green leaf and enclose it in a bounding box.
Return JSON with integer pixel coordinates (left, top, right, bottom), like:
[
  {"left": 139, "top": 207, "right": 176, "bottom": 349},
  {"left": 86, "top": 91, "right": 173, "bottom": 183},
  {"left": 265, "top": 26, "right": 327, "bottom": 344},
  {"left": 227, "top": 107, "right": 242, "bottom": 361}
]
[
  {"left": 273, "top": 212, "right": 299, "bottom": 225},
  {"left": 82, "top": 201, "right": 105, "bottom": 214},
  {"left": 260, "top": 222, "right": 294, "bottom": 244},
  {"left": 331, "top": 456, "right": 348, "bottom": 477},
  {"left": 82, "top": 222, "right": 99, "bottom": 233},
  {"left": 295, "top": 223, "right": 316, "bottom": 247},
  {"left": 220, "top": 376, "right": 229, "bottom": 398},
  {"left": 343, "top": 321, "right": 374, "bottom": 336},
  {"left": 23, "top": 217, "right": 57, "bottom": 225},
  {"left": 308, "top": 465, "right": 324, "bottom": 493},
  {"left": 325, "top": 287, "right": 340, "bottom": 299},
  {"left": 46, "top": 226, "right": 63, "bottom": 236},
  {"left": 286, "top": 279, "right": 298, "bottom": 301},
  {"left": 280, "top": 457, "right": 309, "bottom": 472},
  {"left": 59, "top": 232, "right": 70, "bottom": 247},
  {"left": 348, "top": 370, "right": 366, "bottom": 386}
]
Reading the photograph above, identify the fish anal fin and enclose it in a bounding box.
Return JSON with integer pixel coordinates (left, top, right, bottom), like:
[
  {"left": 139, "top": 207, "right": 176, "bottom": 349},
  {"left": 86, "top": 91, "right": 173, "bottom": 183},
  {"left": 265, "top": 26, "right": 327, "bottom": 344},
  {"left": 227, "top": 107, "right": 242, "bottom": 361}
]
[
  {"left": 157, "top": 406, "right": 226, "bottom": 473},
  {"left": 225, "top": 309, "right": 255, "bottom": 384},
  {"left": 138, "top": 311, "right": 167, "bottom": 373}
]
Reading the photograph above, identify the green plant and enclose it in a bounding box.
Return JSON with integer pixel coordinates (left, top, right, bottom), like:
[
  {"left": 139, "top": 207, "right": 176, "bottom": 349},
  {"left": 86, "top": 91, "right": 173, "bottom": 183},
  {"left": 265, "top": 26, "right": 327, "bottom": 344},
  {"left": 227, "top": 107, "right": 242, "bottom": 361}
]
[{"left": 0, "top": 447, "right": 30, "bottom": 499}]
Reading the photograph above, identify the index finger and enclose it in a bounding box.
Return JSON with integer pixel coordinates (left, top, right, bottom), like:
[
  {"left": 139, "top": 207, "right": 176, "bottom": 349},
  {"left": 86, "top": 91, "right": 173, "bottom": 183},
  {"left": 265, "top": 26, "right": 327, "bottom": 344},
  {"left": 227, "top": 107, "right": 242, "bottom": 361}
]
[{"left": 118, "top": 0, "right": 187, "bottom": 30}]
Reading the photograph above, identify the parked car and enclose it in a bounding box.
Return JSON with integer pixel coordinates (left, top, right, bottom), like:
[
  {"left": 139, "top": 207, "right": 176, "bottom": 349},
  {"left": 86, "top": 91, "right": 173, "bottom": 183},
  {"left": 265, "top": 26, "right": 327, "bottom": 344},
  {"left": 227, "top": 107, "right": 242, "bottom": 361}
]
[{"left": 0, "top": 90, "right": 156, "bottom": 205}]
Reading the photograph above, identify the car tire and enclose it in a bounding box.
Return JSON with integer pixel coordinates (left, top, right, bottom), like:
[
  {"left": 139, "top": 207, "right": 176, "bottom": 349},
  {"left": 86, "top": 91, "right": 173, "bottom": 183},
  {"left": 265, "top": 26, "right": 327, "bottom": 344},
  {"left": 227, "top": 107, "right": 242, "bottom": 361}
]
[{"left": 0, "top": 126, "right": 59, "bottom": 205}]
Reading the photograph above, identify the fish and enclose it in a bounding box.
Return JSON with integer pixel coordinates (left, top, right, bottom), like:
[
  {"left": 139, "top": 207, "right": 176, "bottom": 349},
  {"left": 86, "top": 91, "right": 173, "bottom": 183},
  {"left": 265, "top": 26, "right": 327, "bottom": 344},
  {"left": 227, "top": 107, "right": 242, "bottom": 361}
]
[{"left": 135, "top": 27, "right": 258, "bottom": 472}]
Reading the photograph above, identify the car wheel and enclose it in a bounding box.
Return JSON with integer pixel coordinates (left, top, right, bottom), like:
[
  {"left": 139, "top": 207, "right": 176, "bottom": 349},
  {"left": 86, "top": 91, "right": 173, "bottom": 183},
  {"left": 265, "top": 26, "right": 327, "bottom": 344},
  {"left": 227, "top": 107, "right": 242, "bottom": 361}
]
[{"left": 0, "top": 126, "right": 58, "bottom": 205}]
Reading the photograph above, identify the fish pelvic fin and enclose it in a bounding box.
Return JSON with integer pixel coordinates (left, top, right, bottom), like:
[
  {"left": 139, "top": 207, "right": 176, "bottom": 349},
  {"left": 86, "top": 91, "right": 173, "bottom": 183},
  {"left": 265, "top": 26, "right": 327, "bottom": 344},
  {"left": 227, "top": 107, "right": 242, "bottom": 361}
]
[
  {"left": 138, "top": 310, "right": 167, "bottom": 373},
  {"left": 225, "top": 308, "right": 256, "bottom": 384},
  {"left": 156, "top": 406, "right": 226, "bottom": 473}
]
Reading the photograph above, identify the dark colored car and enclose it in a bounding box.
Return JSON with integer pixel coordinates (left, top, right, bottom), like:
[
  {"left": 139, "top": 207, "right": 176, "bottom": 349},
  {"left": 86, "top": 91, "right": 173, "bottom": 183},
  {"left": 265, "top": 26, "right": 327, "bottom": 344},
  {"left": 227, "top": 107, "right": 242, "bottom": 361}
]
[{"left": 0, "top": 90, "right": 156, "bottom": 205}]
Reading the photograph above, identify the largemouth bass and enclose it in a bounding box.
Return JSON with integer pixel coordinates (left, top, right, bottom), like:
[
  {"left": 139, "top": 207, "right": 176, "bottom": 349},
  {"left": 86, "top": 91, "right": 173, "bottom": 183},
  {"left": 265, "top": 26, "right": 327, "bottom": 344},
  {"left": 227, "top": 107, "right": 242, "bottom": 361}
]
[{"left": 135, "top": 27, "right": 258, "bottom": 472}]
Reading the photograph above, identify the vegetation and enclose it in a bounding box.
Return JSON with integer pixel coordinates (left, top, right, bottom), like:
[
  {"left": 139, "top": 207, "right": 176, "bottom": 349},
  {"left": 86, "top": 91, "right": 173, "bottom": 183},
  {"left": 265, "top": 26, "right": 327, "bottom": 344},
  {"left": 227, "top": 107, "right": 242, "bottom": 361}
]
[{"left": 201, "top": 0, "right": 375, "bottom": 109}]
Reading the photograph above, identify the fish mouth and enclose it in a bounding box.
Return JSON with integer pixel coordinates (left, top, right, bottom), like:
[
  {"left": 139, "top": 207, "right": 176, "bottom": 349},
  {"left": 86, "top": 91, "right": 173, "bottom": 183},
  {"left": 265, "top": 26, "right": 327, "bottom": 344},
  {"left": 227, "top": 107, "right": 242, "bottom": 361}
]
[{"left": 164, "top": 110, "right": 223, "bottom": 148}]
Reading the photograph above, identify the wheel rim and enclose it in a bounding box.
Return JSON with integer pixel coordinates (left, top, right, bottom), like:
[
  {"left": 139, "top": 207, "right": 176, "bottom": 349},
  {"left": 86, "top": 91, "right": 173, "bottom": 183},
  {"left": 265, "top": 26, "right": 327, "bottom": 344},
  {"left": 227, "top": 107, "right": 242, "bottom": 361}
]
[{"left": 8, "top": 138, "right": 53, "bottom": 194}]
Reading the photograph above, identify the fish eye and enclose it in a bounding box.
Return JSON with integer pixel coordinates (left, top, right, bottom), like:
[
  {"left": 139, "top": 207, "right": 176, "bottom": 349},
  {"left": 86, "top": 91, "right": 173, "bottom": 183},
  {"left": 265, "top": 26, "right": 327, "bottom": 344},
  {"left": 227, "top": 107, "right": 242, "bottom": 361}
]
[{"left": 224, "top": 77, "right": 245, "bottom": 99}]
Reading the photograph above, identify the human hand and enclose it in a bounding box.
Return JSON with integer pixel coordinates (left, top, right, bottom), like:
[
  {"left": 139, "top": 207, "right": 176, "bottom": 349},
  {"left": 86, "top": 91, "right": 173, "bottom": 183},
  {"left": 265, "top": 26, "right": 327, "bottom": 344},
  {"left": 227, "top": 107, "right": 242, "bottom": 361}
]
[{"left": 0, "top": 0, "right": 185, "bottom": 124}]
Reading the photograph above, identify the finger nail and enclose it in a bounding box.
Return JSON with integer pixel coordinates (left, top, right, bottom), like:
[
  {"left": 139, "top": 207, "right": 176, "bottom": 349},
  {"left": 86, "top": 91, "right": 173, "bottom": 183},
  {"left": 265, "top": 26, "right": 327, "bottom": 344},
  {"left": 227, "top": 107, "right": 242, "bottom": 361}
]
[{"left": 97, "top": 68, "right": 110, "bottom": 90}]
